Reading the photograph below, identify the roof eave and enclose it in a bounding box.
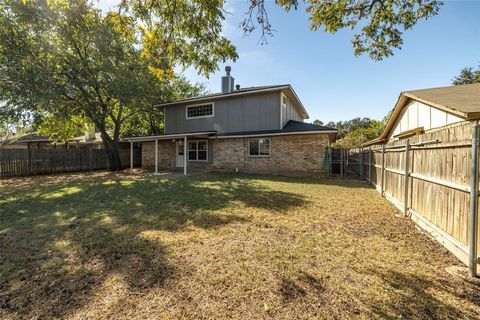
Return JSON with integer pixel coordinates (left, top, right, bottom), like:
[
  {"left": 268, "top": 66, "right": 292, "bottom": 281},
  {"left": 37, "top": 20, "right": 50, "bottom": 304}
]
[
  {"left": 361, "top": 137, "right": 387, "bottom": 147},
  {"left": 154, "top": 85, "right": 292, "bottom": 108}
]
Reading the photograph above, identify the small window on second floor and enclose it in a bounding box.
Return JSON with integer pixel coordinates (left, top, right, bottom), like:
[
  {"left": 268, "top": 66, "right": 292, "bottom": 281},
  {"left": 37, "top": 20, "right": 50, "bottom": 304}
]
[{"left": 186, "top": 103, "right": 214, "bottom": 119}]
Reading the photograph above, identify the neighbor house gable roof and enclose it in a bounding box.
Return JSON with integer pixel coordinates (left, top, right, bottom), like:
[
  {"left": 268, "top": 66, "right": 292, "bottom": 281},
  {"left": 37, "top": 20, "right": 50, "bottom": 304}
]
[
  {"left": 362, "top": 83, "right": 480, "bottom": 147},
  {"left": 156, "top": 84, "right": 310, "bottom": 119}
]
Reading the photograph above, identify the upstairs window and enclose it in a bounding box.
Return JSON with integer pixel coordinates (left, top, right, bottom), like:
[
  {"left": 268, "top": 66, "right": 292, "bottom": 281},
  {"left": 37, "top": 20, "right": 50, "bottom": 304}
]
[
  {"left": 249, "top": 138, "right": 270, "bottom": 156},
  {"left": 188, "top": 140, "right": 208, "bottom": 161},
  {"left": 186, "top": 103, "right": 214, "bottom": 119}
]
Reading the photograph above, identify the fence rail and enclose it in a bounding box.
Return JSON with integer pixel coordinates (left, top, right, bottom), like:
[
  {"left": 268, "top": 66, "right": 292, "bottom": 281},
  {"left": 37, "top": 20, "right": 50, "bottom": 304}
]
[
  {"left": 338, "top": 121, "right": 480, "bottom": 276},
  {"left": 0, "top": 148, "right": 141, "bottom": 179}
]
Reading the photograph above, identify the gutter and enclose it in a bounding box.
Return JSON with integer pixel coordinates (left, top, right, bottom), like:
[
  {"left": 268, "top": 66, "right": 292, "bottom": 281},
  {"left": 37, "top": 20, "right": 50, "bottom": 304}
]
[
  {"left": 212, "top": 130, "right": 337, "bottom": 139},
  {"left": 124, "top": 131, "right": 217, "bottom": 142}
]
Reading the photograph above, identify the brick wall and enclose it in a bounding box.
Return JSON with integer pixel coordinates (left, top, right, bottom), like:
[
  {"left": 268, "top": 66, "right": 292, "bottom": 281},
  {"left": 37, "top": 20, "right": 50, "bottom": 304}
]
[
  {"left": 212, "top": 134, "right": 330, "bottom": 174},
  {"left": 141, "top": 141, "right": 175, "bottom": 169}
]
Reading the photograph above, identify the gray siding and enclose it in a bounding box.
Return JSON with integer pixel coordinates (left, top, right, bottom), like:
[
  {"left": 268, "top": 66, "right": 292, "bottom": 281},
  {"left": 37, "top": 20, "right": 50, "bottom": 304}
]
[
  {"left": 282, "top": 93, "right": 303, "bottom": 127},
  {"left": 165, "top": 92, "right": 281, "bottom": 134}
]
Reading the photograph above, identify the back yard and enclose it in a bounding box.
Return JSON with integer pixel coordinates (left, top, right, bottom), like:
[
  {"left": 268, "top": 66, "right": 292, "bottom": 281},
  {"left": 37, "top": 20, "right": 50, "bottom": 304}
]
[{"left": 1, "top": 172, "right": 480, "bottom": 319}]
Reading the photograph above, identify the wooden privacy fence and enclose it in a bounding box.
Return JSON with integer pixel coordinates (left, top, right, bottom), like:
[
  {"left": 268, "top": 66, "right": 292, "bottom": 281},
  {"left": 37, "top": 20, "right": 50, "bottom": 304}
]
[
  {"left": 0, "top": 148, "right": 141, "bottom": 179},
  {"left": 344, "top": 121, "right": 480, "bottom": 276}
]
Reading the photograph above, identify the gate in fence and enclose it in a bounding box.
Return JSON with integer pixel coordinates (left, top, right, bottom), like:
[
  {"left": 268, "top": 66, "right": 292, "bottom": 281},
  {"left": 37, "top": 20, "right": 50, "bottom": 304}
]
[{"left": 0, "top": 148, "right": 141, "bottom": 179}]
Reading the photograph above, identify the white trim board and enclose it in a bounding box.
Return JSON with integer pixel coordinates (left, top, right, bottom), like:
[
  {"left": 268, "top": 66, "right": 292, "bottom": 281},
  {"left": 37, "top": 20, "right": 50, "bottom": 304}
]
[
  {"left": 212, "top": 130, "right": 336, "bottom": 139},
  {"left": 186, "top": 102, "right": 215, "bottom": 120}
]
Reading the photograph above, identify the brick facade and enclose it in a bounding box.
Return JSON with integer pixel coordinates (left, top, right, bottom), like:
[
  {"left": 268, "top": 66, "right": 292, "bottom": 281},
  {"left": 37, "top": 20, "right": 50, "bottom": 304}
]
[
  {"left": 212, "top": 134, "right": 330, "bottom": 174},
  {"left": 141, "top": 134, "right": 330, "bottom": 174},
  {"left": 141, "top": 140, "right": 176, "bottom": 169}
]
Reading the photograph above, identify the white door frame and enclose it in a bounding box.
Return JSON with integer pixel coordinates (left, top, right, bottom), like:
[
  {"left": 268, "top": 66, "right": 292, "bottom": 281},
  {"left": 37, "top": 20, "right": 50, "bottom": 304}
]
[{"left": 175, "top": 140, "right": 185, "bottom": 168}]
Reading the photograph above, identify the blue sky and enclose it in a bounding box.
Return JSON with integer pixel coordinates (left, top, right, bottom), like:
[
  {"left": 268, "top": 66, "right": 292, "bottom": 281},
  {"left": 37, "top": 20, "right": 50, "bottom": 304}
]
[{"left": 98, "top": 0, "right": 480, "bottom": 123}]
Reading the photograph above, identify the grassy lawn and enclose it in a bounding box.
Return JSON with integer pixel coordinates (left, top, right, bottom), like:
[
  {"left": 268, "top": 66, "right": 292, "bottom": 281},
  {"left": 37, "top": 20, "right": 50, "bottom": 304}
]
[{"left": 1, "top": 172, "right": 480, "bottom": 319}]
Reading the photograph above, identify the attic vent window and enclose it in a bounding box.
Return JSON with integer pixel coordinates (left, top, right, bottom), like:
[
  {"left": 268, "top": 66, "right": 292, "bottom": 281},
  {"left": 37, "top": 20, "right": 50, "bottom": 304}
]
[{"left": 186, "top": 103, "right": 214, "bottom": 119}]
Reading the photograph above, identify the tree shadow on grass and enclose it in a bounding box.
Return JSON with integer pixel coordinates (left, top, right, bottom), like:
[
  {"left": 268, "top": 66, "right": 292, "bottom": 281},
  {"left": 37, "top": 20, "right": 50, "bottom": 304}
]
[
  {"left": 0, "top": 175, "right": 308, "bottom": 318},
  {"left": 370, "top": 269, "right": 480, "bottom": 319}
]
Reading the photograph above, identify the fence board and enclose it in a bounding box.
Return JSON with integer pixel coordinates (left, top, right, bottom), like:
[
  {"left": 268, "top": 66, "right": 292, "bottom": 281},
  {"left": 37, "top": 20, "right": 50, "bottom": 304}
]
[
  {"left": 346, "top": 121, "right": 480, "bottom": 263},
  {"left": 0, "top": 148, "right": 141, "bottom": 179}
]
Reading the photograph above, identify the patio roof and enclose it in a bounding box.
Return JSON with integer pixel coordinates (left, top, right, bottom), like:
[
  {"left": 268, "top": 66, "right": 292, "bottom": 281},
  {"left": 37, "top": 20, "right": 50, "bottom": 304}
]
[{"left": 124, "top": 131, "right": 217, "bottom": 142}]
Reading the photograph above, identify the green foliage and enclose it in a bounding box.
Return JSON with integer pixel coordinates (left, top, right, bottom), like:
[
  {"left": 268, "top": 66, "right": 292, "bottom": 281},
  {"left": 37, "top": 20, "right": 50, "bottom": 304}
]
[
  {"left": 0, "top": 122, "right": 29, "bottom": 147},
  {"left": 320, "top": 117, "right": 387, "bottom": 148},
  {"left": 243, "top": 0, "right": 441, "bottom": 60},
  {"left": 37, "top": 114, "right": 89, "bottom": 142},
  {"left": 452, "top": 64, "right": 480, "bottom": 85},
  {"left": 120, "top": 78, "right": 207, "bottom": 137},
  {"left": 119, "top": 0, "right": 238, "bottom": 77},
  {"left": 0, "top": 0, "right": 233, "bottom": 170}
]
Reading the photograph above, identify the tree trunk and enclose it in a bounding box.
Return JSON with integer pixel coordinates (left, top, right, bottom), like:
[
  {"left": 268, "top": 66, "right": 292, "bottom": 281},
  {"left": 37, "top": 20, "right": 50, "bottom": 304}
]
[{"left": 100, "top": 130, "right": 123, "bottom": 171}]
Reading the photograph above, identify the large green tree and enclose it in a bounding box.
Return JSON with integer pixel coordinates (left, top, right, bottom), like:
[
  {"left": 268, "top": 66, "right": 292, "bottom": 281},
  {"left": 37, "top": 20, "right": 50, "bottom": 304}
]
[
  {"left": 242, "top": 0, "right": 441, "bottom": 60},
  {"left": 0, "top": 0, "right": 236, "bottom": 170}
]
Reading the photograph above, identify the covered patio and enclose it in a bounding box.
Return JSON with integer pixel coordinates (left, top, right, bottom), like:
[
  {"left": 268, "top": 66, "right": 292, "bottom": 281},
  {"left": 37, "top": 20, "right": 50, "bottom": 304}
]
[{"left": 124, "top": 131, "right": 216, "bottom": 175}]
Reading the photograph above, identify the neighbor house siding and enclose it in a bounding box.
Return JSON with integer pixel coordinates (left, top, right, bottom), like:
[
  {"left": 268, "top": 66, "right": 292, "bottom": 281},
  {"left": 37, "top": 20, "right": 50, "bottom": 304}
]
[
  {"left": 164, "top": 92, "right": 281, "bottom": 134},
  {"left": 389, "top": 100, "right": 463, "bottom": 139},
  {"left": 212, "top": 134, "right": 329, "bottom": 174}
]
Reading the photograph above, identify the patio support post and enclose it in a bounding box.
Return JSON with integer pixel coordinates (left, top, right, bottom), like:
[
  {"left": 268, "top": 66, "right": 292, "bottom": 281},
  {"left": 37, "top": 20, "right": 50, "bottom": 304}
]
[
  {"left": 404, "top": 139, "right": 410, "bottom": 216},
  {"left": 183, "top": 136, "right": 187, "bottom": 176},
  {"left": 381, "top": 145, "right": 385, "bottom": 196},
  {"left": 130, "top": 141, "right": 133, "bottom": 171},
  {"left": 155, "top": 139, "right": 158, "bottom": 174},
  {"left": 469, "top": 124, "right": 480, "bottom": 278}
]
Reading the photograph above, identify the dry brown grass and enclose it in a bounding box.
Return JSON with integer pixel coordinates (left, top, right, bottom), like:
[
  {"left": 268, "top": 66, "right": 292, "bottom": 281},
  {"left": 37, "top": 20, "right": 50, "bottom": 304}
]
[{"left": 1, "top": 172, "right": 479, "bottom": 319}]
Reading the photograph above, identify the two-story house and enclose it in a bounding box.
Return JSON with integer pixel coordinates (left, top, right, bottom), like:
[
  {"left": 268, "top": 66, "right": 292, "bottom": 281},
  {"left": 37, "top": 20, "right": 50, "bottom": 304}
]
[{"left": 126, "top": 67, "right": 337, "bottom": 175}]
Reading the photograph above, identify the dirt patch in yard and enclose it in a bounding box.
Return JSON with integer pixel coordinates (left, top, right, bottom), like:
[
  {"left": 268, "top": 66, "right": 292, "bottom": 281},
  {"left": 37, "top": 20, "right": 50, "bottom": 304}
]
[{"left": 1, "top": 173, "right": 479, "bottom": 319}]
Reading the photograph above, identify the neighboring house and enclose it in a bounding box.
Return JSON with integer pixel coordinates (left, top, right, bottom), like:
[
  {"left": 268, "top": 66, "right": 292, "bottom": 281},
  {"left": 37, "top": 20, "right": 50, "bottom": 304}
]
[
  {"left": 364, "top": 83, "right": 480, "bottom": 146},
  {"left": 11, "top": 134, "right": 56, "bottom": 149},
  {"left": 4, "top": 129, "right": 110, "bottom": 150},
  {"left": 361, "top": 83, "right": 480, "bottom": 271},
  {"left": 126, "top": 67, "right": 337, "bottom": 175}
]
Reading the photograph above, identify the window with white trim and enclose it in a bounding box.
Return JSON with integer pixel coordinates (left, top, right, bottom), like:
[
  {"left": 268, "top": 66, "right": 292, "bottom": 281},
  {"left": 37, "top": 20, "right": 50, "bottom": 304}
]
[
  {"left": 249, "top": 138, "right": 270, "bottom": 156},
  {"left": 188, "top": 140, "right": 207, "bottom": 161},
  {"left": 186, "top": 104, "right": 214, "bottom": 119}
]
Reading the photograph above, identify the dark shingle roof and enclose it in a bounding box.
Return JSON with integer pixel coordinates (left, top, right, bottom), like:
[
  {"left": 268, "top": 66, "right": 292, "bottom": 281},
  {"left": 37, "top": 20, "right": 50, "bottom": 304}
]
[
  {"left": 217, "top": 120, "right": 336, "bottom": 137},
  {"left": 283, "top": 120, "right": 336, "bottom": 132},
  {"left": 403, "top": 83, "right": 480, "bottom": 117}
]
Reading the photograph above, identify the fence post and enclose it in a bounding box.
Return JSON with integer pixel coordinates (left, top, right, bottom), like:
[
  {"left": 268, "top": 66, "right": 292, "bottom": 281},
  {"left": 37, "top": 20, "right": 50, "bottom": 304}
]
[
  {"left": 130, "top": 141, "right": 134, "bottom": 171},
  {"left": 360, "top": 148, "right": 364, "bottom": 179},
  {"left": 340, "top": 148, "right": 344, "bottom": 177},
  {"left": 404, "top": 140, "right": 410, "bottom": 216},
  {"left": 346, "top": 148, "right": 349, "bottom": 167},
  {"left": 89, "top": 149, "right": 93, "bottom": 171},
  {"left": 381, "top": 145, "right": 385, "bottom": 196},
  {"left": 469, "top": 124, "right": 479, "bottom": 278},
  {"left": 368, "top": 147, "right": 372, "bottom": 185}
]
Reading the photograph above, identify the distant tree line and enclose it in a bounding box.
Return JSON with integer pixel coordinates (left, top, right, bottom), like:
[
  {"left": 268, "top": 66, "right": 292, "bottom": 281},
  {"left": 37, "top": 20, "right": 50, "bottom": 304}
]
[{"left": 313, "top": 117, "right": 387, "bottom": 148}]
